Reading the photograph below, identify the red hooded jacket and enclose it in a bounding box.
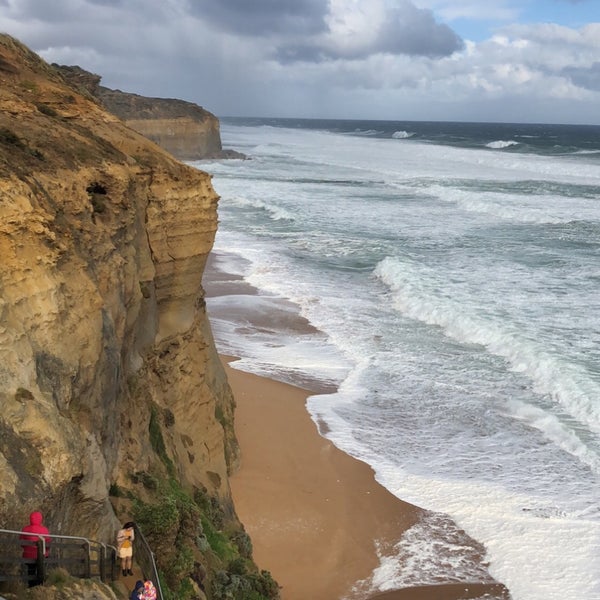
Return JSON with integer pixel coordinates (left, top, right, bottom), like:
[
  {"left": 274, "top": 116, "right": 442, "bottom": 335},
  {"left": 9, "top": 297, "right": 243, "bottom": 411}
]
[{"left": 20, "top": 511, "right": 51, "bottom": 559}]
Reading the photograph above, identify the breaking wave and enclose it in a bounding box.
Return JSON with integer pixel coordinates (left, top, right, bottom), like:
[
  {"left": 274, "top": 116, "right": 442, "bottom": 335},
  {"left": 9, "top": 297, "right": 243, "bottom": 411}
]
[
  {"left": 228, "top": 195, "right": 294, "bottom": 221},
  {"left": 486, "top": 140, "right": 520, "bottom": 149}
]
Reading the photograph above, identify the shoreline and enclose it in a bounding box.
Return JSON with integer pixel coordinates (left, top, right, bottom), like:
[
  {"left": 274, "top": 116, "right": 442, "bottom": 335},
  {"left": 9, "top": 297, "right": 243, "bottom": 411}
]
[
  {"left": 224, "top": 356, "right": 509, "bottom": 600},
  {"left": 224, "top": 355, "right": 420, "bottom": 600},
  {"left": 206, "top": 251, "right": 509, "bottom": 599}
]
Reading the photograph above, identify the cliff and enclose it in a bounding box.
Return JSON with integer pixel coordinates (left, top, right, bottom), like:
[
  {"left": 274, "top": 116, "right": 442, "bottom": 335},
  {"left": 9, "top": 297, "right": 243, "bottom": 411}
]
[
  {"left": 0, "top": 34, "right": 273, "bottom": 599},
  {"left": 98, "top": 88, "right": 223, "bottom": 160},
  {"left": 56, "top": 65, "right": 242, "bottom": 161}
]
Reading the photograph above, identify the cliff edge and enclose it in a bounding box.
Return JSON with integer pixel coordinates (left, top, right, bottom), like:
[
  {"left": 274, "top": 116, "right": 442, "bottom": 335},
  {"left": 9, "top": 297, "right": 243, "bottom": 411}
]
[
  {"left": 0, "top": 34, "right": 274, "bottom": 599},
  {"left": 56, "top": 64, "right": 244, "bottom": 161}
]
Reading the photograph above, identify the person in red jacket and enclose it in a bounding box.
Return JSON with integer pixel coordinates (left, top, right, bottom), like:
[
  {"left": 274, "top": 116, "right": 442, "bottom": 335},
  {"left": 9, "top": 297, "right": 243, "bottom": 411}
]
[{"left": 20, "top": 511, "right": 51, "bottom": 586}]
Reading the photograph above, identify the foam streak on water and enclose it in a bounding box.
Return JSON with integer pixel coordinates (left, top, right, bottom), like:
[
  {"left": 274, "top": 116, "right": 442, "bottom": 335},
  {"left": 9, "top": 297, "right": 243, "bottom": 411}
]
[{"left": 195, "top": 119, "right": 600, "bottom": 600}]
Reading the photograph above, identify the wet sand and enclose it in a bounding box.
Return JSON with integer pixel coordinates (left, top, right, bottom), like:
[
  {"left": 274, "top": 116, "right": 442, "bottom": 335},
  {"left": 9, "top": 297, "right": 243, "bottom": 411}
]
[{"left": 225, "top": 358, "right": 509, "bottom": 600}]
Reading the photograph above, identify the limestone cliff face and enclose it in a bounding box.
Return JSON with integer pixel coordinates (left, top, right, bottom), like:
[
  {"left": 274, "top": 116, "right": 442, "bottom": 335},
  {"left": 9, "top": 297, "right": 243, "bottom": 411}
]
[
  {"left": 55, "top": 66, "right": 224, "bottom": 161},
  {"left": 98, "top": 88, "right": 224, "bottom": 160},
  {"left": 0, "top": 33, "right": 238, "bottom": 544}
]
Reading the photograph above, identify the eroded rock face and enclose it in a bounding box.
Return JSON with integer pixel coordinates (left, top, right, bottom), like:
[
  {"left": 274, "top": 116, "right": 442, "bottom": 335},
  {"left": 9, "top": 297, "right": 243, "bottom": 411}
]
[
  {"left": 98, "top": 88, "right": 223, "bottom": 160},
  {"left": 56, "top": 65, "right": 224, "bottom": 160},
  {"left": 0, "top": 34, "right": 238, "bottom": 541}
]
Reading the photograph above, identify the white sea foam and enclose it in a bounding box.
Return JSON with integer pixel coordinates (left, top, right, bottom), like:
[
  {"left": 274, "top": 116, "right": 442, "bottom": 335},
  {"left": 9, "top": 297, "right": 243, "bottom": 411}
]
[
  {"left": 205, "top": 121, "right": 600, "bottom": 600},
  {"left": 423, "top": 183, "right": 598, "bottom": 224},
  {"left": 486, "top": 140, "right": 519, "bottom": 149},
  {"left": 373, "top": 256, "right": 600, "bottom": 442},
  {"left": 227, "top": 194, "right": 295, "bottom": 221},
  {"left": 351, "top": 128, "right": 382, "bottom": 136},
  {"left": 392, "top": 130, "right": 415, "bottom": 139},
  {"left": 352, "top": 512, "right": 500, "bottom": 595},
  {"left": 368, "top": 463, "right": 600, "bottom": 600},
  {"left": 505, "top": 399, "right": 600, "bottom": 472}
]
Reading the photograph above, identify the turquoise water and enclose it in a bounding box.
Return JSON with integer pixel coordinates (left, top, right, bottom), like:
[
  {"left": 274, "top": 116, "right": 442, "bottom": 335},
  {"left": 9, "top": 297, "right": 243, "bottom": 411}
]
[{"left": 196, "top": 118, "right": 600, "bottom": 600}]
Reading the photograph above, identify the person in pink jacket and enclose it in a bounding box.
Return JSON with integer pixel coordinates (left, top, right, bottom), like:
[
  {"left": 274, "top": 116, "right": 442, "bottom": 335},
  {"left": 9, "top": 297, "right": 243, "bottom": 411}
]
[
  {"left": 20, "top": 511, "right": 51, "bottom": 586},
  {"left": 138, "top": 580, "right": 157, "bottom": 600}
]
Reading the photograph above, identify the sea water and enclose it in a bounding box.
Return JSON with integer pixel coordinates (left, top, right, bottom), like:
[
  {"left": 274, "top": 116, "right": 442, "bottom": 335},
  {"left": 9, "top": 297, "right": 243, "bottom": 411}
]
[{"left": 192, "top": 118, "right": 600, "bottom": 600}]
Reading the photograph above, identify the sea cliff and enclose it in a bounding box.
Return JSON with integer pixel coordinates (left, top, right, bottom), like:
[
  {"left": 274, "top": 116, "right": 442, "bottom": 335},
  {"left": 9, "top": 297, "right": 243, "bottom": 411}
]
[
  {"left": 56, "top": 64, "right": 241, "bottom": 161},
  {"left": 0, "top": 34, "right": 273, "bottom": 599}
]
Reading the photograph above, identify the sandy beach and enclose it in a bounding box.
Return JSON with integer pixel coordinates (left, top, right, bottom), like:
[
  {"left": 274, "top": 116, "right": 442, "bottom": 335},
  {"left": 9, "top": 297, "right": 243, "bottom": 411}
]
[
  {"left": 206, "top": 252, "right": 508, "bottom": 599},
  {"left": 225, "top": 357, "right": 509, "bottom": 600}
]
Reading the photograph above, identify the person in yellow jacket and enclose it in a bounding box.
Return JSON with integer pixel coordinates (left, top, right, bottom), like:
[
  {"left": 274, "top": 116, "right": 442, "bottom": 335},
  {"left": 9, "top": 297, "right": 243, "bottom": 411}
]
[{"left": 116, "top": 521, "right": 135, "bottom": 576}]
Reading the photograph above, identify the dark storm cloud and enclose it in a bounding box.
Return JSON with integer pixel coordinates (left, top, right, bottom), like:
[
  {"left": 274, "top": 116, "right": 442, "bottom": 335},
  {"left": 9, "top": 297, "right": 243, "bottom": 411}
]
[
  {"left": 3, "top": 0, "right": 126, "bottom": 24},
  {"left": 276, "top": 2, "right": 463, "bottom": 63},
  {"left": 369, "top": 3, "right": 464, "bottom": 58},
  {"left": 188, "top": 0, "right": 328, "bottom": 36}
]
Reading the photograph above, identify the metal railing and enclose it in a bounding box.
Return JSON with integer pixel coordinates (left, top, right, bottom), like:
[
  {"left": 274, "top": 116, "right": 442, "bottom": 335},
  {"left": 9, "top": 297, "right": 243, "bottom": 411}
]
[
  {"left": 0, "top": 529, "right": 117, "bottom": 587},
  {"left": 131, "top": 524, "right": 164, "bottom": 600}
]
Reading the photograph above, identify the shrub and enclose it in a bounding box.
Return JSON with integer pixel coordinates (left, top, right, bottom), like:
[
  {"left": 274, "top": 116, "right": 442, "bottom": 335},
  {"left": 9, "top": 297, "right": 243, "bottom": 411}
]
[
  {"left": 19, "top": 80, "right": 39, "bottom": 93},
  {"left": 228, "top": 557, "right": 248, "bottom": 576},
  {"left": 231, "top": 530, "right": 253, "bottom": 559},
  {"left": 45, "top": 567, "right": 71, "bottom": 587},
  {"left": 108, "top": 483, "right": 123, "bottom": 497},
  {"left": 133, "top": 496, "right": 179, "bottom": 536},
  {"left": 200, "top": 515, "right": 235, "bottom": 562},
  {"left": 163, "top": 408, "right": 175, "bottom": 427},
  {"left": 131, "top": 471, "right": 159, "bottom": 490}
]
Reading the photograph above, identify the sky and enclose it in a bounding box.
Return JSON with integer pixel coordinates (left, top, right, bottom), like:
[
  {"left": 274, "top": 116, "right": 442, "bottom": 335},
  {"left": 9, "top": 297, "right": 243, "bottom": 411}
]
[{"left": 1, "top": 0, "right": 600, "bottom": 124}]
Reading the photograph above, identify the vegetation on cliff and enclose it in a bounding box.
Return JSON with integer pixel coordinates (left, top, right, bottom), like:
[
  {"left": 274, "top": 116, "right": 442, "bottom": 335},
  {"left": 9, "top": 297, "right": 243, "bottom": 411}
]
[{"left": 0, "top": 33, "right": 276, "bottom": 600}]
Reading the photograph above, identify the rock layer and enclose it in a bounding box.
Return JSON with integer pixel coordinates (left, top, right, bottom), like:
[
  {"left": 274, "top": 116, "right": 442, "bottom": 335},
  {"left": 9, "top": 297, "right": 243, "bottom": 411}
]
[
  {"left": 99, "top": 89, "right": 223, "bottom": 160},
  {"left": 0, "top": 33, "right": 238, "bottom": 545},
  {"left": 56, "top": 65, "right": 229, "bottom": 160}
]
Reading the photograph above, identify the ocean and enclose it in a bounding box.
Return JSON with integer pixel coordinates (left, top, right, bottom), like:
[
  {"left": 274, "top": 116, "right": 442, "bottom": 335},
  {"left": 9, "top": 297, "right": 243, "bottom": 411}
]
[{"left": 192, "top": 118, "right": 600, "bottom": 600}]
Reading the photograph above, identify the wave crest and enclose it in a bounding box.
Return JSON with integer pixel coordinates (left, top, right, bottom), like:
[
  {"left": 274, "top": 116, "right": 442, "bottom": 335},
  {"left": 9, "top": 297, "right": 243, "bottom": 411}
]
[
  {"left": 230, "top": 196, "right": 294, "bottom": 221},
  {"left": 486, "top": 140, "right": 519, "bottom": 149},
  {"left": 373, "top": 256, "right": 600, "bottom": 450},
  {"left": 392, "top": 130, "right": 415, "bottom": 139}
]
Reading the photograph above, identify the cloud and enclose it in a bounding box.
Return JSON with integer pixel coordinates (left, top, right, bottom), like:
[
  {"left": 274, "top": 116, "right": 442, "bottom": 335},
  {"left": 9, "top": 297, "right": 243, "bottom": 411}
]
[
  {"left": 276, "top": 0, "right": 464, "bottom": 63},
  {"left": 188, "top": 0, "right": 329, "bottom": 35},
  {"left": 563, "top": 62, "right": 600, "bottom": 91},
  {"left": 0, "top": 0, "right": 599, "bottom": 123}
]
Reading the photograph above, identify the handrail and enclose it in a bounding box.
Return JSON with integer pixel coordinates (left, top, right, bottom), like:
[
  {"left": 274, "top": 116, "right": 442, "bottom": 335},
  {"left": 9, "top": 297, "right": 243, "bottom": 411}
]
[
  {"left": 1, "top": 526, "right": 160, "bottom": 593},
  {"left": 0, "top": 528, "right": 46, "bottom": 556},
  {"left": 0, "top": 528, "right": 116, "bottom": 585},
  {"left": 132, "top": 524, "right": 164, "bottom": 600}
]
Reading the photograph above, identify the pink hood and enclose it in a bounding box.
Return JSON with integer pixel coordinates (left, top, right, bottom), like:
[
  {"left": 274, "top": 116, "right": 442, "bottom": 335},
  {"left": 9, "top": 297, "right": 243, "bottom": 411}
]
[
  {"left": 20, "top": 511, "right": 50, "bottom": 558},
  {"left": 29, "top": 512, "right": 43, "bottom": 527}
]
